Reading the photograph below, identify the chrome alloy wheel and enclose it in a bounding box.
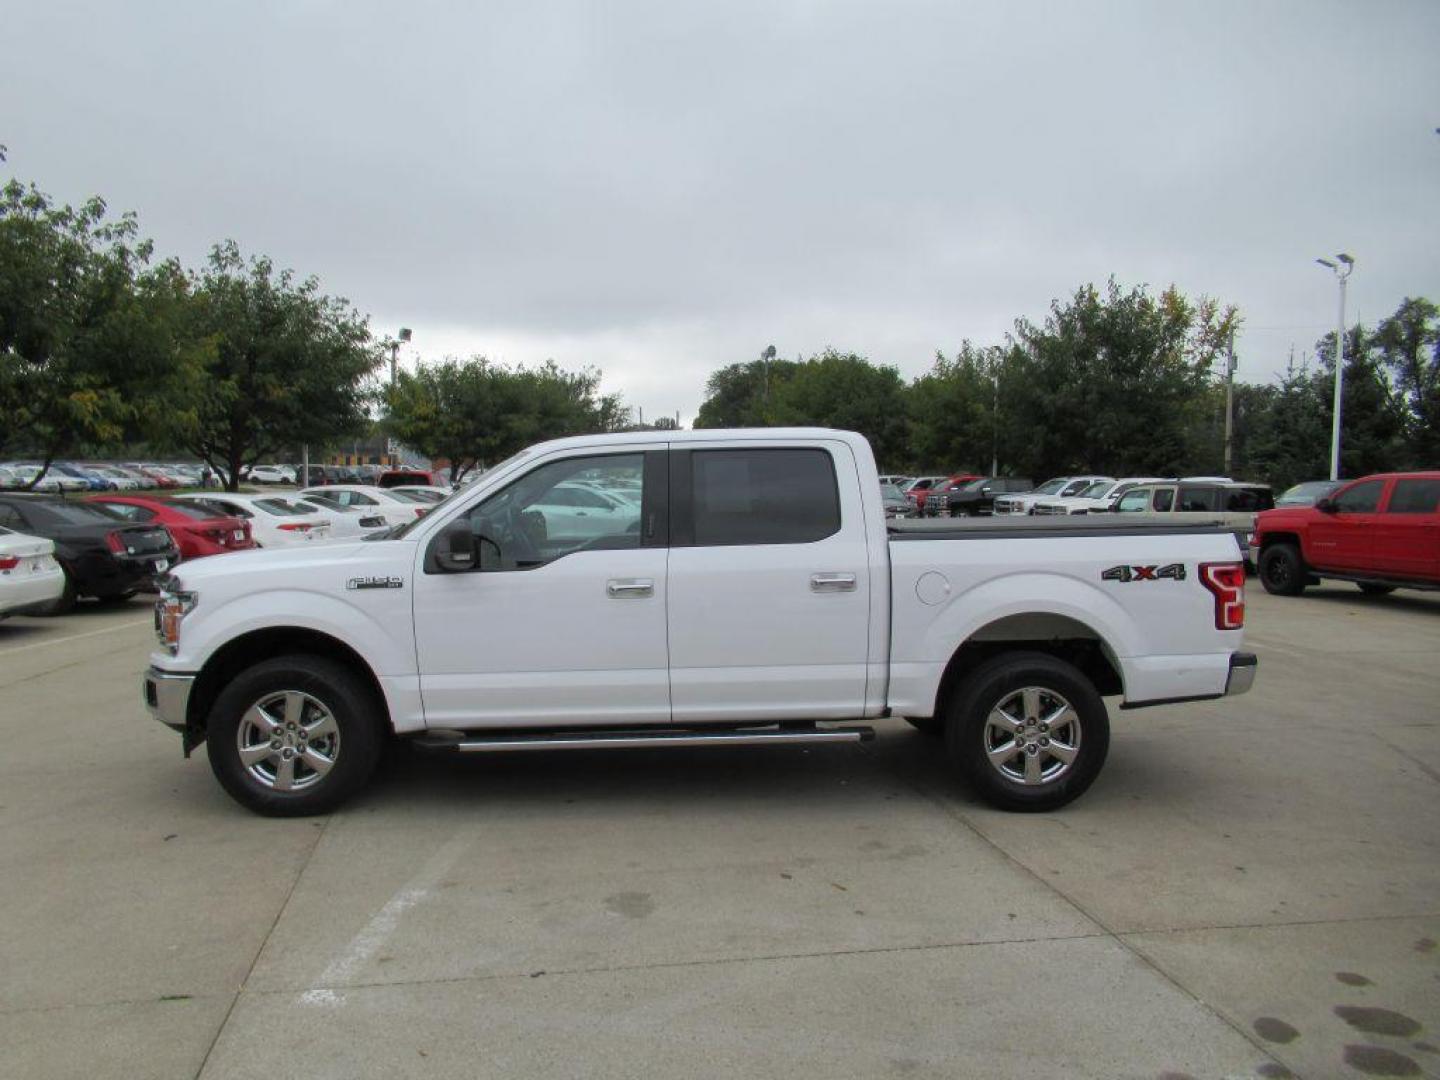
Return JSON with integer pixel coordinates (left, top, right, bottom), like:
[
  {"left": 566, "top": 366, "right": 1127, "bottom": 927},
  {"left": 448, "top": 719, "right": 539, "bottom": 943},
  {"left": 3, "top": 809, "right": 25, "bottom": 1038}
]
[
  {"left": 236, "top": 690, "right": 341, "bottom": 792},
  {"left": 982, "top": 686, "right": 1081, "bottom": 786}
]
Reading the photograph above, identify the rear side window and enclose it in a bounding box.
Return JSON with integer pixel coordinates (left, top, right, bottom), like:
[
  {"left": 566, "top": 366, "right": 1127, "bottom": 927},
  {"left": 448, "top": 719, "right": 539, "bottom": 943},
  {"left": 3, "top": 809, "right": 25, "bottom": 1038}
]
[
  {"left": 1334, "top": 480, "right": 1383, "bottom": 514},
  {"left": 1178, "top": 486, "right": 1218, "bottom": 512},
  {"left": 1224, "top": 487, "right": 1272, "bottom": 512},
  {"left": 1152, "top": 488, "right": 1175, "bottom": 512},
  {"left": 690, "top": 449, "right": 840, "bottom": 546},
  {"left": 1386, "top": 478, "right": 1440, "bottom": 514}
]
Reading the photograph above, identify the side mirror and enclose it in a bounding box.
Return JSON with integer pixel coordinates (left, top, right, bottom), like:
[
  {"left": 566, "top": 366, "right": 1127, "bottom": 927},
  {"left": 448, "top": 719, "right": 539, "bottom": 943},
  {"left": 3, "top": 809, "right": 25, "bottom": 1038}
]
[
  {"left": 434, "top": 521, "right": 477, "bottom": 572},
  {"left": 1316, "top": 497, "right": 1336, "bottom": 513}
]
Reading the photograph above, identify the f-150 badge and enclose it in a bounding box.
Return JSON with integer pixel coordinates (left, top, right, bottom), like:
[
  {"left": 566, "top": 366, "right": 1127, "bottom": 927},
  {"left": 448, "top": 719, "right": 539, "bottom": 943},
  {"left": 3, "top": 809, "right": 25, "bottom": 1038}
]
[
  {"left": 1102, "top": 563, "right": 1186, "bottom": 583},
  {"left": 347, "top": 576, "right": 405, "bottom": 590}
]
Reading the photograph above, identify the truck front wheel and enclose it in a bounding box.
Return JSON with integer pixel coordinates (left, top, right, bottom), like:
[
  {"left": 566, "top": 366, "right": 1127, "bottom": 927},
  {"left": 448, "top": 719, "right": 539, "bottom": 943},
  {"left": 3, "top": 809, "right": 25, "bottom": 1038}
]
[
  {"left": 1258, "top": 543, "right": 1307, "bottom": 596},
  {"left": 945, "top": 652, "right": 1110, "bottom": 812},
  {"left": 206, "top": 654, "right": 385, "bottom": 817}
]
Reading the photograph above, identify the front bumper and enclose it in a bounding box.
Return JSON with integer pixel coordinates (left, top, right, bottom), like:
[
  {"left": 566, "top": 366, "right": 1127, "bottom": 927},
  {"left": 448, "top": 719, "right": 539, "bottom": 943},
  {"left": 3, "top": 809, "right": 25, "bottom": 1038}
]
[
  {"left": 144, "top": 667, "right": 196, "bottom": 733},
  {"left": 1225, "top": 652, "right": 1257, "bottom": 696}
]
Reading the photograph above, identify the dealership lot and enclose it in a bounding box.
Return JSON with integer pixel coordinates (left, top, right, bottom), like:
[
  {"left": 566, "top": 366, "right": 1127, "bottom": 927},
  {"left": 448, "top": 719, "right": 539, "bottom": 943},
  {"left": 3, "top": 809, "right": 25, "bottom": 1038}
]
[{"left": 1, "top": 588, "right": 1437, "bottom": 1079}]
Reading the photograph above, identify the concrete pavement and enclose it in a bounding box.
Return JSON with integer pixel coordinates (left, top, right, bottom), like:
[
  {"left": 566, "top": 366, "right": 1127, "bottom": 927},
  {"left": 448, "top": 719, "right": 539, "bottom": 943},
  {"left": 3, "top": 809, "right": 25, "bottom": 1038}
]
[{"left": 1, "top": 585, "right": 1437, "bottom": 1079}]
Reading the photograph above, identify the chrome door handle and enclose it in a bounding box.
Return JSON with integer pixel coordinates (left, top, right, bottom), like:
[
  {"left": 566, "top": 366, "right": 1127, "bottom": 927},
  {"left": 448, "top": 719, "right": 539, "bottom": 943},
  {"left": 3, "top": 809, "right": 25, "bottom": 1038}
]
[
  {"left": 607, "top": 578, "right": 654, "bottom": 598},
  {"left": 810, "top": 572, "right": 857, "bottom": 592}
]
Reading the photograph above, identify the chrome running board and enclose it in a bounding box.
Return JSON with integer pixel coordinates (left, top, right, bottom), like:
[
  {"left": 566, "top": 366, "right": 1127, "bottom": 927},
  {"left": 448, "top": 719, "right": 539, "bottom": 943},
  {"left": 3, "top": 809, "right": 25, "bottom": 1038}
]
[{"left": 413, "top": 725, "right": 875, "bottom": 753}]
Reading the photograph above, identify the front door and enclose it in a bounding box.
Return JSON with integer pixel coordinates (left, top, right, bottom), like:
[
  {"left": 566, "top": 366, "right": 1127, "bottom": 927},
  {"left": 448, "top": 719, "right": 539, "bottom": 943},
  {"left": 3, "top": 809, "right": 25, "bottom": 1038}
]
[
  {"left": 1309, "top": 478, "right": 1384, "bottom": 572},
  {"left": 412, "top": 449, "right": 671, "bottom": 729},
  {"left": 665, "top": 441, "right": 873, "bottom": 724}
]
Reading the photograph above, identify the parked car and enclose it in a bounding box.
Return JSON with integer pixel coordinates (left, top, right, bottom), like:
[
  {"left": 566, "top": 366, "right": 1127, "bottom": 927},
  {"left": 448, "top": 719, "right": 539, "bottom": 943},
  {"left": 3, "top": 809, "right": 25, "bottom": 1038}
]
[
  {"left": 87, "top": 496, "right": 255, "bottom": 560},
  {"left": 246, "top": 465, "right": 297, "bottom": 485},
  {"left": 142, "top": 427, "right": 1255, "bottom": 816},
  {"left": 1114, "top": 480, "right": 1274, "bottom": 560},
  {"left": 878, "top": 475, "right": 913, "bottom": 489},
  {"left": 378, "top": 468, "right": 446, "bottom": 489},
  {"left": 1253, "top": 472, "right": 1440, "bottom": 596},
  {"left": 920, "top": 474, "right": 985, "bottom": 517},
  {"left": 297, "top": 485, "right": 431, "bottom": 527},
  {"left": 1032, "top": 477, "right": 1171, "bottom": 516},
  {"left": 171, "top": 494, "right": 333, "bottom": 548},
  {"left": 942, "top": 477, "right": 1036, "bottom": 517},
  {"left": 388, "top": 485, "right": 452, "bottom": 504},
  {"left": 0, "top": 525, "right": 67, "bottom": 617},
  {"left": 126, "top": 464, "right": 179, "bottom": 489},
  {"left": 50, "top": 463, "right": 116, "bottom": 491},
  {"left": 292, "top": 497, "right": 394, "bottom": 538},
  {"left": 80, "top": 464, "right": 144, "bottom": 490},
  {"left": 0, "top": 495, "right": 178, "bottom": 612},
  {"left": 880, "top": 482, "right": 915, "bottom": 519},
  {"left": 902, "top": 475, "right": 950, "bottom": 512},
  {"left": 8, "top": 464, "right": 82, "bottom": 492},
  {"left": 993, "top": 476, "right": 1113, "bottom": 516},
  {"left": 1274, "top": 480, "right": 1345, "bottom": 508},
  {"left": 0, "top": 466, "right": 27, "bottom": 491}
]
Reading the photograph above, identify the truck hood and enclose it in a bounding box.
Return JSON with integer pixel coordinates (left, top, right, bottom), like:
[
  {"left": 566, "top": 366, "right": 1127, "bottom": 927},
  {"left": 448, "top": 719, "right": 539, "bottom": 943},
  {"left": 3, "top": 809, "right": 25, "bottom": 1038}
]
[{"left": 167, "top": 539, "right": 415, "bottom": 590}]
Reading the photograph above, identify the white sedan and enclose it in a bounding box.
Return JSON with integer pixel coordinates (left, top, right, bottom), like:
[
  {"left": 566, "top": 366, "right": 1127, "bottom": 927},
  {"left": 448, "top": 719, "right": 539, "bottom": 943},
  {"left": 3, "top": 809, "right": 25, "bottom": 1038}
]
[
  {"left": 247, "top": 464, "right": 296, "bottom": 484},
  {"left": 0, "top": 526, "right": 66, "bottom": 617},
  {"left": 172, "top": 494, "right": 333, "bottom": 547},
  {"left": 297, "top": 485, "right": 432, "bottom": 528},
  {"left": 293, "top": 497, "right": 393, "bottom": 538}
]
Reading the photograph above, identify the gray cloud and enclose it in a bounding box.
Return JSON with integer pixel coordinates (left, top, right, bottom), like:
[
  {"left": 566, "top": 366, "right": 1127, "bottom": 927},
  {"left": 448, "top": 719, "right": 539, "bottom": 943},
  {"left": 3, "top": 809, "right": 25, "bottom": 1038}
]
[{"left": 4, "top": 0, "right": 1437, "bottom": 420}]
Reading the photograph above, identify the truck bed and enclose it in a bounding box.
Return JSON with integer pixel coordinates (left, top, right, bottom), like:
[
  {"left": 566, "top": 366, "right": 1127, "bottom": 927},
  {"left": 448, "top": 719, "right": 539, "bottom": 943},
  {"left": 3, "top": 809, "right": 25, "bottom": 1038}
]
[{"left": 888, "top": 516, "right": 1241, "bottom": 541}]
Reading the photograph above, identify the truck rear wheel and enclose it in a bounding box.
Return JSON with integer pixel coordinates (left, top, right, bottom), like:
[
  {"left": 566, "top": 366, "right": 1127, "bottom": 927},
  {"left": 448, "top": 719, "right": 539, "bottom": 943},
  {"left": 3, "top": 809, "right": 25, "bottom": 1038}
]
[
  {"left": 945, "top": 652, "right": 1109, "bottom": 812},
  {"left": 1258, "top": 543, "right": 1307, "bottom": 596},
  {"left": 206, "top": 654, "right": 384, "bottom": 817}
]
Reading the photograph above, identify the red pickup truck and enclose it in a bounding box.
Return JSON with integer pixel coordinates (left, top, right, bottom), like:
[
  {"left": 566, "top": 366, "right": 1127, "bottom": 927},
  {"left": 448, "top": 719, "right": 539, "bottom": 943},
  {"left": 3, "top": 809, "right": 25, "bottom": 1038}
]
[{"left": 1253, "top": 471, "right": 1440, "bottom": 596}]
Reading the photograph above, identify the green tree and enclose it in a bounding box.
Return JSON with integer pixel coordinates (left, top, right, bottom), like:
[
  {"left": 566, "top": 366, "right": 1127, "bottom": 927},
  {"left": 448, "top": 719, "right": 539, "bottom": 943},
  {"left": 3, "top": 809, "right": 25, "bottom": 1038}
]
[
  {"left": 1312, "top": 325, "right": 1408, "bottom": 478},
  {"left": 766, "top": 350, "right": 910, "bottom": 466},
  {"left": 1000, "top": 280, "right": 1236, "bottom": 479},
  {"left": 0, "top": 178, "right": 200, "bottom": 483},
  {"left": 907, "top": 344, "right": 1002, "bottom": 474},
  {"left": 1374, "top": 297, "right": 1440, "bottom": 465},
  {"left": 177, "top": 242, "right": 381, "bottom": 490},
  {"left": 693, "top": 356, "right": 799, "bottom": 428},
  {"left": 383, "top": 357, "right": 625, "bottom": 482}
]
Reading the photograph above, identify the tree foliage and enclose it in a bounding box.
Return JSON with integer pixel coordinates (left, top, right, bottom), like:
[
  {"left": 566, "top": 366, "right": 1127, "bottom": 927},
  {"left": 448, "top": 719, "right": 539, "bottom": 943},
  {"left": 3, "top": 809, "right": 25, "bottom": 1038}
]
[
  {"left": 175, "top": 242, "right": 381, "bottom": 490},
  {"left": 0, "top": 179, "right": 201, "bottom": 482},
  {"left": 383, "top": 357, "right": 626, "bottom": 482}
]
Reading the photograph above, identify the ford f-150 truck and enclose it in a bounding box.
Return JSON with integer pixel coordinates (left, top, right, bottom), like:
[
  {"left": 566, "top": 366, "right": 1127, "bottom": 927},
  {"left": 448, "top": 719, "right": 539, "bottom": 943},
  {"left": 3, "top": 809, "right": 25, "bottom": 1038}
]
[{"left": 144, "top": 429, "right": 1256, "bottom": 816}]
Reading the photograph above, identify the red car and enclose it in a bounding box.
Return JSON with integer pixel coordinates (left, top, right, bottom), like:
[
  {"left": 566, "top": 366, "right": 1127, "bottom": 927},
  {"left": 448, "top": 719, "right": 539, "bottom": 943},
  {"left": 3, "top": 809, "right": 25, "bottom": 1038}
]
[
  {"left": 1253, "top": 471, "right": 1440, "bottom": 596},
  {"left": 918, "top": 474, "right": 984, "bottom": 515},
  {"left": 86, "top": 495, "right": 255, "bottom": 560}
]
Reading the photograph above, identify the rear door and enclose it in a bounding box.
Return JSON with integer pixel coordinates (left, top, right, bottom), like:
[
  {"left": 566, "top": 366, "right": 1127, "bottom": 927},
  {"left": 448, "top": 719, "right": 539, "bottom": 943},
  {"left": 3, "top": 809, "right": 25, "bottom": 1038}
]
[
  {"left": 1373, "top": 477, "right": 1440, "bottom": 580},
  {"left": 666, "top": 441, "right": 872, "bottom": 723},
  {"left": 1308, "top": 478, "right": 1384, "bottom": 571}
]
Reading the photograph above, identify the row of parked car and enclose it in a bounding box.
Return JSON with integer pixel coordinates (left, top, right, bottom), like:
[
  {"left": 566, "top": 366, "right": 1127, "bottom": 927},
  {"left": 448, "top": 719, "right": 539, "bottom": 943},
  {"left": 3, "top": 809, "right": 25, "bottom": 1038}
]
[
  {"left": 0, "top": 461, "right": 211, "bottom": 492},
  {"left": 0, "top": 483, "right": 454, "bottom": 618},
  {"left": 880, "top": 473, "right": 1276, "bottom": 520}
]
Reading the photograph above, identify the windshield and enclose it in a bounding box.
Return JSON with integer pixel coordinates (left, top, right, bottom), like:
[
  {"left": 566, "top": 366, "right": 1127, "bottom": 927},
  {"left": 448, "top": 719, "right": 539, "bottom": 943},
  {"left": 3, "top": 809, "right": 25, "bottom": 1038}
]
[
  {"left": 297, "top": 498, "right": 353, "bottom": 514},
  {"left": 1032, "top": 478, "right": 1068, "bottom": 495},
  {"left": 22, "top": 501, "right": 125, "bottom": 525},
  {"left": 1077, "top": 481, "right": 1112, "bottom": 498},
  {"left": 253, "top": 498, "right": 310, "bottom": 517},
  {"left": 880, "top": 483, "right": 905, "bottom": 500}
]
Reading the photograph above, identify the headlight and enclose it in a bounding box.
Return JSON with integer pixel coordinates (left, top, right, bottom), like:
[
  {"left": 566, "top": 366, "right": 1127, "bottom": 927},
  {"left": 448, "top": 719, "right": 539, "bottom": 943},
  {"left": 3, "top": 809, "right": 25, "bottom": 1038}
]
[{"left": 155, "top": 588, "right": 198, "bottom": 653}]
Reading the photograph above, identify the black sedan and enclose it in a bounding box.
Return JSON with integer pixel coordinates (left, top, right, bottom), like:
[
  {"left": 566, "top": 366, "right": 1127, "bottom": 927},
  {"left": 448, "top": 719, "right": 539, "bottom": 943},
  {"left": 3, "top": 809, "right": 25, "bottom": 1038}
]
[{"left": 0, "top": 495, "right": 179, "bottom": 612}]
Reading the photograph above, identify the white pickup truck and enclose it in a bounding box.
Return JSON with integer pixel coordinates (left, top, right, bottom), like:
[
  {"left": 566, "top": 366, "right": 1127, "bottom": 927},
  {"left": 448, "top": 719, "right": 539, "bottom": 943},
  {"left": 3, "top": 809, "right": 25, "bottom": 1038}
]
[{"left": 144, "top": 428, "right": 1255, "bottom": 816}]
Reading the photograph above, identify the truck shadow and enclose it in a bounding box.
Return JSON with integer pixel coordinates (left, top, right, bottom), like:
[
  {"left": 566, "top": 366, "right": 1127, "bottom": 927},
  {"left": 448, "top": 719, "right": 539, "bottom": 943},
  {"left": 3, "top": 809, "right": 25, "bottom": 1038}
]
[{"left": 1294, "top": 586, "right": 1440, "bottom": 615}]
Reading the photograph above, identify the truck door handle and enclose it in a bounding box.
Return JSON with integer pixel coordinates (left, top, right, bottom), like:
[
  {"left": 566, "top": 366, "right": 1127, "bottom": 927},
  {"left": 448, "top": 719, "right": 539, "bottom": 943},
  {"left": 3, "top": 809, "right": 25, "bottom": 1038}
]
[
  {"left": 607, "top": 578, "right": 654, "bottom": 598},
  {"left": 810, "top": 572, "right": 857, "bottom": 592}
]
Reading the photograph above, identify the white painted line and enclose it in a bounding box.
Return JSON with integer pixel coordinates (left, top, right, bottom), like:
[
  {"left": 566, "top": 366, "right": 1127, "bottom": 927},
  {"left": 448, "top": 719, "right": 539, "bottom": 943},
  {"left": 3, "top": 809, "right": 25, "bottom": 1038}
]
[
  {"left": 0, "top": 616, "right": 153, "bottom": 657},
  {"left": 299, "top": 830, "right": 474, "bottom": 1007}
]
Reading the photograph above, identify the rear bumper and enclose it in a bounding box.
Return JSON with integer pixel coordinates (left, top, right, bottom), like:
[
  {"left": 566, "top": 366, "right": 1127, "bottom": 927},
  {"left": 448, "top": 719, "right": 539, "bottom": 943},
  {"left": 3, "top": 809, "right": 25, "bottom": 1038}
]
[
  {"left": 144, "top": 667, "right": 196, "bottom": 733},
  {"left": 1225, "top": 652, "right": 1257, "bottom": 696},
  {"left": 0, "top": 565, "right": 66, "bottom": 615}
]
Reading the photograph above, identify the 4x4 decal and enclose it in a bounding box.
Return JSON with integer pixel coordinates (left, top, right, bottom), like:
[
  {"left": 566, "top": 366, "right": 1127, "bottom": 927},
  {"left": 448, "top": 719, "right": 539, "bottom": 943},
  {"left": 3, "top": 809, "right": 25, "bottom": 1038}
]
[{"left": 1102, "top": 563, "right": 1186, "bottom": 583}]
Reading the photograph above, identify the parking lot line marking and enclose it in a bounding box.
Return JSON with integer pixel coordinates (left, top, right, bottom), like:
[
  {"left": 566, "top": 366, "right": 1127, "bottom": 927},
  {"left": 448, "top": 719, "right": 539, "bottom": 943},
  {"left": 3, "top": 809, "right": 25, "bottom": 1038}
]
[{"left": 0, "top": 616, "right": 153, "bottom": 657}]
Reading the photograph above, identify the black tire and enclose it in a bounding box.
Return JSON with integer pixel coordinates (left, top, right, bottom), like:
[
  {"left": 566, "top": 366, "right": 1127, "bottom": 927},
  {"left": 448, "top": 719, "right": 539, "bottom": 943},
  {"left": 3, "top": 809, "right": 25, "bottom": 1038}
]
[
  {"left": 944, "top": 652, "right": 1110, "bottom": 812},
  {"left": 1358, "top": 582, "right": 1396, "bottom": 596},
  {"left": 906, "top": 716, "right": 944, "bottom": 737},
  {"left": 206, "top": 654, "right": 385, "bottom": 816},
  {"left": 1258, "top": 543, "right": 1307, "bottom": 596}
]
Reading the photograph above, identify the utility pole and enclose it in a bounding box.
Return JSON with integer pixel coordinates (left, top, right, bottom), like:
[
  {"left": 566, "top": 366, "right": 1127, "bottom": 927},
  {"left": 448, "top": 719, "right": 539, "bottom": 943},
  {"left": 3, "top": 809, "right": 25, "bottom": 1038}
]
[
  {"left": 1223, "top": 328, "right": 1235, "bottom": 475},
  {"left": 1315, "top": 255, "right": 1354, "bottom": 480},
  {"left": 761, "top": 345, "right": 777, "bottom": 420},
  {"left": 990, "top": 350, "right": 1000, "bottom": 476}
]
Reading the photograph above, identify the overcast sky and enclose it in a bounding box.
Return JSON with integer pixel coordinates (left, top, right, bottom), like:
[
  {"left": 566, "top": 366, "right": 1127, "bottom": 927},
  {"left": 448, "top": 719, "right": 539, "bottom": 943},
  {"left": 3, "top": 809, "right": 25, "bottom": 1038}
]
[{"left": 5, "top": 1, "right": 1437, "bottom": 423}]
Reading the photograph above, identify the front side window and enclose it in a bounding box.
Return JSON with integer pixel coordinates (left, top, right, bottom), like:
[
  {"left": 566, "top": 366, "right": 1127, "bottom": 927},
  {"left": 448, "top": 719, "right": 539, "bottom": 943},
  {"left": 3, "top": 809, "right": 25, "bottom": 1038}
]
[
  {"left": 1386, "top": 478, "right": 1440, "bottom": 514},
  {"left": 689, "top": 448, "right": 839, "bottom": 546},
  {"left": 461, "top": 453, "right": 645, "bottom": 570},
  {"left": 1115, "top": 490, "right": 1150, "bottom": 513},
  {"left": 1333, "top": 480, "right": 1383, "bottom": 514}
]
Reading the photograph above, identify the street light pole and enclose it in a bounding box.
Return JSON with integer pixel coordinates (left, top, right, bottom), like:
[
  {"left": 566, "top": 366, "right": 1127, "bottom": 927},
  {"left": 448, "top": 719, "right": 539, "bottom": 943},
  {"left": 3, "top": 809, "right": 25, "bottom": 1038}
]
[
  {"left": 1314, "top": 255, "right": 1354, "bottom": 481},
  {"left": 761, "top": 345, "right": 776, "bottom": 420},
  {"left": 390, "top": 326, "right": 412, "bottom": 388}
]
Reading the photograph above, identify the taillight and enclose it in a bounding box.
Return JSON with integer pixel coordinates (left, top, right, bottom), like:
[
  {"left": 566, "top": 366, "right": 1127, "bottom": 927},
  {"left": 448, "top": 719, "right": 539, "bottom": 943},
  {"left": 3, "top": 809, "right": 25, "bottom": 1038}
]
[
  {"left": 106, "top": 531, "right": 126, "bottom": 554},
  {"left": 414, "top": 507, "right": 427, "bottom": 517},
  {"left": 1200, "top": 562, "right": 1246, "bottom": 630},
  {"left": 0, "top": 555, "right": 18, "bottom": 571},
  {"left": 277, "top": 522, "right": 312, "bottom": 532}
]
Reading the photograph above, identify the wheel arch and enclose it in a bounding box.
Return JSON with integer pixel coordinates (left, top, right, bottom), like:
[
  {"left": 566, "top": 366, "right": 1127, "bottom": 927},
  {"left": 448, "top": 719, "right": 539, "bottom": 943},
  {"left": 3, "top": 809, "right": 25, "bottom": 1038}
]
[
  {"left": 932, "top": 612, "right": 1124, "bottom": 721},
  {"left": 1258, "top": 530, "right": 1302, "bottom": 553},
  {"left": 186, "top": 626, "right": 391, "bottom": 739}
]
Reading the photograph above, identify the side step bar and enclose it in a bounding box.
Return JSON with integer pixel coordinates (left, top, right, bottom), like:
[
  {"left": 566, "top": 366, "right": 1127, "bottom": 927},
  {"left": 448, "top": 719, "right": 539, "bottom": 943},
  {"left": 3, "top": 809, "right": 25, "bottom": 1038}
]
[{"left": 412, "top": 725, "right": 875, "bottom": 754}]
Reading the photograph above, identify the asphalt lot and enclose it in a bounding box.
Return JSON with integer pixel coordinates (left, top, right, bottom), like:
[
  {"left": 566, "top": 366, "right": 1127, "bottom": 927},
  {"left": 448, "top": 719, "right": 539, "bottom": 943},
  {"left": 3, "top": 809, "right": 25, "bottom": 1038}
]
[{"left": 1, "top": 586, "right": 1437, "bottom": 1080}]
